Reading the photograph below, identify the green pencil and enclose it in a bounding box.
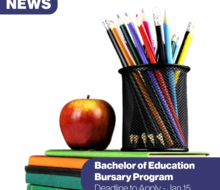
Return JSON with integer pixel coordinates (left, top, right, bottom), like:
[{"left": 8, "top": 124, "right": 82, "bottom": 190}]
[{"left": 117, "top": 15, "right": 143, "bottom": 65}]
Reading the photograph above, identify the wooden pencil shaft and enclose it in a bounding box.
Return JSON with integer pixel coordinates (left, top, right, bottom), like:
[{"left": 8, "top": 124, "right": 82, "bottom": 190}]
[
  {"left": 126, "top": 16, "right": 149, "bottom": 64},
  {"left": 101, "top": 18, "right": 127, "bottom": 67},
  {"left": 137, "top": 16, "right": 157, "bottom": 64},
  {"left": 175, "top": 31, "right": 189, "bottom": 64},
  {"left": 142, "top": 11, "right": 155, "bottom": 55},
  {"left": 178, "top": 34, "right": 193, "bottom": 65},
  {"left": 110, "top": 22, "right": 136, "bottom": 66},
  {"left": 175, "top": 30, "right": 194, "bottom": 85},
  {"left": 163, "top": 16, "right": 179, "bottom": 117},
  {"left": 107, "top": 30, "right": 127, "bottom": 67},
  {"left": 120, "top": 24, "right": 143, "bottom": 65}
]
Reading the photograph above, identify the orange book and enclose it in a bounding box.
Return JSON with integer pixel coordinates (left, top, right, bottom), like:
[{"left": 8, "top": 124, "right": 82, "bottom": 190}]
[{"left": 28, "top": 156, "right": 89, "bottom": 169}]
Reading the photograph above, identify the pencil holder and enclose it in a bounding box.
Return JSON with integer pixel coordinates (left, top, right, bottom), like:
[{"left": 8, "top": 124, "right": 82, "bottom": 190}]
[{"left": 119, "top": 64, "right": 190, "bottom": 152}]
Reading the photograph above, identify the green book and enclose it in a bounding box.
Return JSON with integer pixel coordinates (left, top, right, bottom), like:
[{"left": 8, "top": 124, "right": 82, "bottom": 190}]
[
  {"left": 27, "top": 185, "right": 68, "bottom": 190},
  {"left": 26, "top": 173, "right": 82, "bottom": 190},
  {"left": 45, "top": 149, "right": 210, "bottom": 158}
]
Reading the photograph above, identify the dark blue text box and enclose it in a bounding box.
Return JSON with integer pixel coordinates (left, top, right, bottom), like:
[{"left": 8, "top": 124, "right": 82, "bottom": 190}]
[
  {"left": 0, "top": 0, "right": 57, "bottom": 14},
  {"left": 81, "top": 158, "right": 220, "bottom": 189}
]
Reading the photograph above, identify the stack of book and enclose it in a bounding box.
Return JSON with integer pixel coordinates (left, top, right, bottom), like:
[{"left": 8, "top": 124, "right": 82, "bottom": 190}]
[
  {"left": 25, "top": 150, "right": 209, "bottom": 190},
  {"left": 25, "top": 155, "right": 88, "bottom": 190}
]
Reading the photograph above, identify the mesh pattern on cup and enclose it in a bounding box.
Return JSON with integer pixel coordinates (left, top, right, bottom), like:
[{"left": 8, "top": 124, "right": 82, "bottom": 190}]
[{"left": 119, "top": 64, "right": 190, "bottom": 151}]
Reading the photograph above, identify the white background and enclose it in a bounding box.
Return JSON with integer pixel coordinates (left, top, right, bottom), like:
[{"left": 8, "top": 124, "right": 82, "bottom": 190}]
[{"left": 0, "top": 0, "right": 219, "bottom": 188}]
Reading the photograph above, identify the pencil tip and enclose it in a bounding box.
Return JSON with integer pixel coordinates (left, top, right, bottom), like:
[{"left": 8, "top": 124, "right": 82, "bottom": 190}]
[
  {"left": 142, "top": 9, "right": 144, "bottom": 13},
  {"left": 136, "top": 14, "right": 138, "bottom": 17},
  {"left": 117, "top": 14, "right": 119, "bottom": 19},
  {"left": 163, "top": 11, "right": 168, "bottom": 24},
  {"left": 125, "top": 13, "right": 128, "bottom": 17}
]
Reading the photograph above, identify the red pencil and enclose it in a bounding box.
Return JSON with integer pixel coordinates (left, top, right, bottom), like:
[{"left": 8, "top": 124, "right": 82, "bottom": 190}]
[{"left": 136, "top": 14, "right": 156, "bottom": 64}]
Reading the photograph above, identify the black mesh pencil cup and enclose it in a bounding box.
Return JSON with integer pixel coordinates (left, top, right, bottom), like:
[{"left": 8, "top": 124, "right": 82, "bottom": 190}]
[{"left": 119, "top": 64, "right": 190, "bottom": 152}]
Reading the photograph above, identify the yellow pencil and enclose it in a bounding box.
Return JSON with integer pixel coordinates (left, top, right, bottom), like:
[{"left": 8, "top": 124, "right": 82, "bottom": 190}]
[{"left": 175, "top": 27, "right": 194, "bottom": 85}]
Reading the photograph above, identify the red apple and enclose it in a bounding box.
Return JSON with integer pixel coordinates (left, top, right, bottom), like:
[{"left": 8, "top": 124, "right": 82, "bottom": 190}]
[{"left": 60, "top": 95, "right": 116, "bottom": 150}]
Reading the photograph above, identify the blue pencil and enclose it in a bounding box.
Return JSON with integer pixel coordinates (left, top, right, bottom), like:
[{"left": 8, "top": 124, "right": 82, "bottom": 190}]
[
  {"left": 163, "top": 11, "right": 179, "bottom": 118},
  {"left": 125, "top": 14, "right": 185, "bottom": 146}
]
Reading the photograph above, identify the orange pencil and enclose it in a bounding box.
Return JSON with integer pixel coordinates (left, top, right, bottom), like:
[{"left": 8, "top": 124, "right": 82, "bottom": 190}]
[{"left": 109, "top": 20, "right": 136, "bottom": 66}]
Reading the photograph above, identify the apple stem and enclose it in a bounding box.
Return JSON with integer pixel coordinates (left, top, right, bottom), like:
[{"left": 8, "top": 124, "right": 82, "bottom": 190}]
[{"left": 87, "top": 95, "right": 90, "bottom": 99}]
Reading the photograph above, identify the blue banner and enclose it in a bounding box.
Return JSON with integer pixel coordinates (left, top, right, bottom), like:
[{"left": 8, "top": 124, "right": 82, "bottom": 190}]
[
  {"left": 0, "top": 0, "right": 57, "bottom": 14},
  {"left": 81, "top": 158, "right": 220, "bottom": 189}
]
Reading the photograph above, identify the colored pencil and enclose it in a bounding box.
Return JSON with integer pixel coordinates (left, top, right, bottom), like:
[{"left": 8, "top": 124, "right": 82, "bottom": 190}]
[
  {"left": 101, "top": 17, "right": 127, "bottom": 67},
  {"left": 163, "top": 11, "right": 173, "bottom": 63},
  {"left": 152, "top": 7, "right": 166, "bottom": 64},
  {"left": 142, "top": 9, "right": 155, "bottom": 55},
  {"left": 109, "top": 20, "right": 136, "bottom": 66},
  {"left": 163, "top": 11, "right": 179, "bottom": 118},
  {"left": 118, "top": 15, "right": 143, "bottom": 65},
  {"left": 125, "top": 13, "right": 147, "bottom": 60},
  {"left": 175, "top": 20, "right": 194, "bottom": 64},
  {"left": 175, "top": 27, "right": 194, "bottom": 85},
  {"left": 136, "top": 14, "right": 156, "bottom": 63},
  {"left": 125, "top": 13, "right": 140, "bottom": 44},
  {"left": 173, "top": 37, "right": 179, "bottom": 61},
  {"left": 127, "top": 14, "right": 185, "bottom": 146}
]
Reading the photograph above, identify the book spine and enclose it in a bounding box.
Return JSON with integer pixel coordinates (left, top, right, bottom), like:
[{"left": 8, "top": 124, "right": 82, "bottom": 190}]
[{"left": 26, "top": 173, "right": 82, "bottom": 189}]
